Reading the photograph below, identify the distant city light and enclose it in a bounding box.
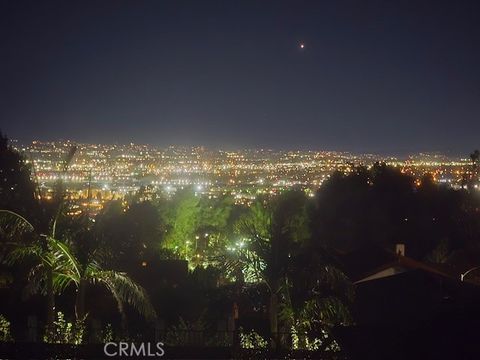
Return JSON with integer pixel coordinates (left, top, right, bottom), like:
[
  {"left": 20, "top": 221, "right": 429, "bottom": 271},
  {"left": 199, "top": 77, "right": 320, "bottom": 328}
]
[{"left": 16, "top": 140, "right": 471, "bottom": 209}]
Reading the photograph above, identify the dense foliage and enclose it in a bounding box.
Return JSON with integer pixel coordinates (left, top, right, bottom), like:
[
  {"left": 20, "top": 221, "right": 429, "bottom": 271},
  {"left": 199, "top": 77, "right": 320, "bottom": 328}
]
[{"left": 2, "top": 132, "right": 480, "bottom": 353}]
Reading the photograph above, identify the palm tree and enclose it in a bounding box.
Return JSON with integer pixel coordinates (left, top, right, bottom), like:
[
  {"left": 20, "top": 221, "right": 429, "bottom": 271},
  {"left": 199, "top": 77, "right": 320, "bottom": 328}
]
[
  {"left": 0, "top": 145, "right": 77, "bottom": 328},
  {"left": 222, "top": 192, "right": 310, "bottom": 349},
  {"left": 222, "top": 192, "right": 353, "bottom": 350},
  {"left": 51, "top": 239, "right": 156, "bottom": 326},
  {"left": 0, "top": 209, "right": 57, "bottom": 327},
  {"left": 2, "top": 211, "right": 156, "bottom": 330},
  {"left": 282, "top": 250, "right": 354, "bottom": 350}
]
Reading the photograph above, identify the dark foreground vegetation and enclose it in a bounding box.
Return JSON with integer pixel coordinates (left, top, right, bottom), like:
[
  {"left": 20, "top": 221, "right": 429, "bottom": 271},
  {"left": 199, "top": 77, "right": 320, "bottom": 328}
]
[{"left": 1, "top": 132, "right": 480, "bottom": 359}]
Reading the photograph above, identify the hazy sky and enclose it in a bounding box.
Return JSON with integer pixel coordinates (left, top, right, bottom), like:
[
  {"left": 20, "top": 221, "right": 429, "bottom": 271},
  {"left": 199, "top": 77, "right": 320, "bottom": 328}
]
[{"left": 1, "top": 0, "right": 479, "bottom": 155}]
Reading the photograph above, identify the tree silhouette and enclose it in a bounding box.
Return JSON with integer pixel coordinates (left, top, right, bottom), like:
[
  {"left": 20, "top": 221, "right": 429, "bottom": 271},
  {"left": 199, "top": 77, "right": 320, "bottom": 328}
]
[
  {"left": 0, "top": 132, "right": 37, "bottom": 219},
  {"left": 469, "top": 149, "right": 480, "bottom": 186},
  {"left": 221, "top": 191, "right": 350, "bottom": 349},
  {"left": 0, "top": 141, "right": 77, "bottom": 328},
  {"left": 51, "top": 237, "right": 156, "bottom": 325}
]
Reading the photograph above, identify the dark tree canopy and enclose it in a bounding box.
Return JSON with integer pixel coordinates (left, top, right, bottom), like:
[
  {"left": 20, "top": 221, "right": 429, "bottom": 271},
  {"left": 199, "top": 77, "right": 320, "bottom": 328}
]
[
  {"left": 313, "top": 163, "right": 479, "bottom": 260},
  {"left": 0, "top": 132, "right": 37, "bottom": 216}
]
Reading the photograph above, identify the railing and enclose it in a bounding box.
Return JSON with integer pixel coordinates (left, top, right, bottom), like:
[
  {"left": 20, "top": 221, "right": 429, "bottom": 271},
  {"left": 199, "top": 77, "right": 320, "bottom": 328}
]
[{"left": 0, "top": 341, "right": 344, "bottom": 359}]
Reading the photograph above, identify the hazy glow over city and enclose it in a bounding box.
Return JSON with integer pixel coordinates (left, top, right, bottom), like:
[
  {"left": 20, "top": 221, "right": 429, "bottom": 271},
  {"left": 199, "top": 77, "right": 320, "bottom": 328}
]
[{"left": 15, "top": 140, "right": 472, "bottom": 211}]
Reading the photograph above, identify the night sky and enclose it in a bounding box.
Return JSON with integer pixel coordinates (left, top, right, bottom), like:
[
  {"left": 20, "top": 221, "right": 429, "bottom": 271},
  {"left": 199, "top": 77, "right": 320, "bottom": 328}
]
[{"left": 1, "top": 0, "right": 480, "bottom": 155}]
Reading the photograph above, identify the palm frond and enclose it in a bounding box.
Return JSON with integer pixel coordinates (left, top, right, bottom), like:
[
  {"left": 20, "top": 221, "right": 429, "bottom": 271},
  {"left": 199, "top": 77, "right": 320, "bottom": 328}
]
[
  {"left": 108, "top": 284, "right": 125, "bottom": 316},
  {"left": 96, "top": 270, "right": 156, "bottom": 321},
  {"left": 4, "top": 243, "right": 43, "bottom": 266},
  {"left": 306, "top": 296, "right": 352, "bottom": 327},
  {"left": 24, "top": 265, "right": 48, "bottom": 298},
  {"left": 213, "top": 240, "right": 267, "bottom": 284},
  {"left": 241, "top": 248, "right": 267, "bottom": 283},
  {"left": 48, "top": 237, "right": 81, "bottom": 281},
  {"left": 52, "top": 272, "right": 77, "bottom": 293},
  {"left": 85, "top": 260, "right": 102, "bottom": 276},
  {"left": 315, "top": 265, "right": 355, "bottom": 302},
  {"left": 0, "top": 210, "right": 34, "bottom": 239}
]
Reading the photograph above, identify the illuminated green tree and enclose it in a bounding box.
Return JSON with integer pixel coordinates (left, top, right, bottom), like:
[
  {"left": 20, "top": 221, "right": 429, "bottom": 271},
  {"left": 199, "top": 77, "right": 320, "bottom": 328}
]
[{"left": 163, "top": 188, "right": 201, "bottom": 259}]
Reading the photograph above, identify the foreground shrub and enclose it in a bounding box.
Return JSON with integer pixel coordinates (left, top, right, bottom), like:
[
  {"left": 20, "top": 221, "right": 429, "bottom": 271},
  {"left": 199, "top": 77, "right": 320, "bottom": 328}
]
[
  {"left": 0, "top": 315, "right": 13, "bottom": 342},
  {"left": 44, "top": 312, "right": 85, "bottom": 344}
]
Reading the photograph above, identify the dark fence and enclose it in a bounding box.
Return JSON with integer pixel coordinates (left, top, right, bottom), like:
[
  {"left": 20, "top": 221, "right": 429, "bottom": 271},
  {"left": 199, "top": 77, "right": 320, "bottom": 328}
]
[{"left": 0, "top": 342, "right": 342, "bottom": 359}]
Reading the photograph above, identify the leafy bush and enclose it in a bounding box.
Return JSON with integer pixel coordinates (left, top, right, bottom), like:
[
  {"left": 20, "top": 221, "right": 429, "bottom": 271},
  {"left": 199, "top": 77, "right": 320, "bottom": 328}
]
[
  {"left": 0, "top": 315, "right": 13, "bottom": 342},
  {"left": 239, "top": 328, "right": 267, "bottom": 349},
  {"left": 100, "top": 323, "right": 113, "bottom": 343},
  {"left": 43, "top": 312, "right": 85, "bottom": 344}
]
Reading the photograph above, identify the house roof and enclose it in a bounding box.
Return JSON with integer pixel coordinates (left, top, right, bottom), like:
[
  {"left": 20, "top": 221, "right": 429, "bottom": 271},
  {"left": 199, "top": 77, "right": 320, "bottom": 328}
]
[
  {"left": 354, "top": 255, "right": 459, "bottom": 284},
  {"left": 338, "top": 243, "right": 398, "bottom": 279}
]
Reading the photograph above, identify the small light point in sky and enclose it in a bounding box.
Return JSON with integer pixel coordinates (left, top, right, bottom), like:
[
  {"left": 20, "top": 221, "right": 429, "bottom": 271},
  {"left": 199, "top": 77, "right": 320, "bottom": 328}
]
[{"left": 299, "top": 43, "right": 305, "bottom": 49}]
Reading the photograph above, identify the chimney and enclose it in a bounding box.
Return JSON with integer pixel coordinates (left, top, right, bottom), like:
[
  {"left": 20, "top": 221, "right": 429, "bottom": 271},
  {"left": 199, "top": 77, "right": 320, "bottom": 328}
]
[{"left": 396, "top": 243, "right": 405, "bottom": 256}]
